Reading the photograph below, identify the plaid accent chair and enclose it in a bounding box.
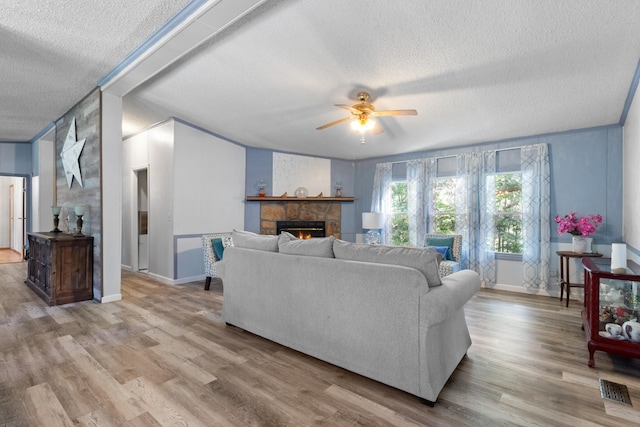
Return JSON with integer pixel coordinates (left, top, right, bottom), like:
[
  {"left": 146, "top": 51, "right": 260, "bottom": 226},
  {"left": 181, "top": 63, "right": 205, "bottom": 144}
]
[
  {"left": 424, "top": 233, "right": 462, "bottom": 277},
  {"left": 201, "top": 232, "right": 233, "bottom": 290}
]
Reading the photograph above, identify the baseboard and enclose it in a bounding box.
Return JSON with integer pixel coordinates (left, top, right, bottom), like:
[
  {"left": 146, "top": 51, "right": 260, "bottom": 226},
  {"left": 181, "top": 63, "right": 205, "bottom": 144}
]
[
  {"left": 147, "top": 272, "right": 175, "bottom": 285},
  {"left": 101, "top": 293, "right": 122, "bottom": 303},
  {"left": 173, "top": 274, "right": 207, "bottom": 285},
  {"left": 486, "top": 283, "right": 580, "bottom": 300},
  {"left": 143, "top": 272, "right": 205, "bottom": 286}
]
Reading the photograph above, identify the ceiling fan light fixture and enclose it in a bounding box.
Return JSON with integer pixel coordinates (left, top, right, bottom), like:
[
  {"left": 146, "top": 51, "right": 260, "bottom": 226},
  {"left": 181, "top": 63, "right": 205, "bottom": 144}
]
[
  {"left": 316, "top": 91, "right": 416, "bottom": 136},
  {"left": 351, "top": 114, "right": 375, "bottom": 133}
]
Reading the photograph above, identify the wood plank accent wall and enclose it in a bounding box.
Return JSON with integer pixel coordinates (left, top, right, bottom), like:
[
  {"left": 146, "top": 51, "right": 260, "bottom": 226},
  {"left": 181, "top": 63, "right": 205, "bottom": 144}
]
[{"left": 54, "top": 88, "right": 101, "bottom": 299}]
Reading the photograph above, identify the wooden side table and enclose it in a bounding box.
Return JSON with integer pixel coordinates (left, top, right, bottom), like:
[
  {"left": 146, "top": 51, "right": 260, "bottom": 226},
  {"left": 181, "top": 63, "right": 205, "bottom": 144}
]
[{"left": 557, "top": 251, "right": 602, "bottom": 307}]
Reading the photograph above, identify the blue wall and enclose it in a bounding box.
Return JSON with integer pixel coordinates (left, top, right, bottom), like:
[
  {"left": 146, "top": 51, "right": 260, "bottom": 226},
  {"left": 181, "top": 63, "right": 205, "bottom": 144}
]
[
  {"left": 0, "top": 142, "right": 32, "bottom": 175},
  {"left": 0, "top": 142, "right": 33, "bottom": 234},
  {"left": 7, "top": 124, "right": 624, "bottom": 246},
  {"left": 355, "top": 125, "right": 623, "bottom": 245},
  {"left": 244, "top": 148, "right": 273, "bottom": 233}
]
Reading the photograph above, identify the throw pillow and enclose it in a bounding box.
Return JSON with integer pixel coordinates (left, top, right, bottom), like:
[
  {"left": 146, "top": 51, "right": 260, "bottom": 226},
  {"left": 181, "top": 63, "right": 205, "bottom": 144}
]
[
  {"left": 333, "top": 240, "right": 441, "bottom": 287},
  {"left": 279, "top": 231, "right": 299, "bottom": 242},
  {"left": 232, "top": 230, "right": 279, "bottom": 252},
  {"left": 425, "top": 237, "right": 454, "bottom": 260},
  {"left": 211, "top": 238, "right": 225, "bottom": 260},
  {"left": 426, "top": 245, "right": 450, "bottom": 260},
  {"left": 278, "top": 234, "right": 335, "bottom": 258}
]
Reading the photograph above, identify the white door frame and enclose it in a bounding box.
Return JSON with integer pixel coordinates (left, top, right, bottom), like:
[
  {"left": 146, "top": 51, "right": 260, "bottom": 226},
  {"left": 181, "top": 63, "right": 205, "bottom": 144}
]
[
  {"left": 130, "top": 165, "right": 149, "bottom": 272},
  {"left": 8, "top": 179, "right": 25, "bottom": 257},
  {"left": 9, "top": 183, "right": 14, "bottom": 251}
]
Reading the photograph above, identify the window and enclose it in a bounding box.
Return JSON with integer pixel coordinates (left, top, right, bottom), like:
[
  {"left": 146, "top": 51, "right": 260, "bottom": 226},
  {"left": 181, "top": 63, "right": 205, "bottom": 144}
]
[
  {"left": 390, "top": 181, "right": 409, "bottom": 245},
  {"left": 430, "top": 177, "right": 459, "bottom": 234},
  {"left": 492, "top": 172, "right": 522, "bottom": 254}
]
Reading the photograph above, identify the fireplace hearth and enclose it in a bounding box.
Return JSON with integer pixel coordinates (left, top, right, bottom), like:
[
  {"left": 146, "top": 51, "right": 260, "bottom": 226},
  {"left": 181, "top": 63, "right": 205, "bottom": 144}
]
[{"left": 277, "top": 220, "right": 326, "bottom": 239}]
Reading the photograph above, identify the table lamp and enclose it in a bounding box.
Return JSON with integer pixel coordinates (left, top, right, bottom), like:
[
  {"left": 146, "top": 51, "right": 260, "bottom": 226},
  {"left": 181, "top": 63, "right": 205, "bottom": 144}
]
[
  {"left": 611, "top": 243, "right": 627, "bottom": 274},
  {"left": 74, "top": 205, "right": 85, "bottom": 236},
  {"left": 51, "top": 206, "right": 62, "bottom": 232},
  {"left": 362, "top": 212, "right": 384, "bottom": 244}
]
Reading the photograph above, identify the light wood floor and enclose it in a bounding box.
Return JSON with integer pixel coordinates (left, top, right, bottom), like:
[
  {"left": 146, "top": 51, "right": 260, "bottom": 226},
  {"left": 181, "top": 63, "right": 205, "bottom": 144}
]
[
  {"left": 2, "top": 262, "right": 640, "bottom": 426},
  {"left": 0, "top": 248, "right": 23, "bottom": 264}
]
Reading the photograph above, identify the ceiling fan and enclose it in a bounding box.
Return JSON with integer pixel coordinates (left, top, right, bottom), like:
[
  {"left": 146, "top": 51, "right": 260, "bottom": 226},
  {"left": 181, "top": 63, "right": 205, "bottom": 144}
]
[{"left": 316, "top": 92, "right": 417, "bottom": 141}]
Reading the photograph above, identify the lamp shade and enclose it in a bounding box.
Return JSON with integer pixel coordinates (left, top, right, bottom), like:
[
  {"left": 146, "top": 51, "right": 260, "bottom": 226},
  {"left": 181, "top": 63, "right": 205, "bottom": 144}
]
[
  {"left": 362, "top": 212, "right": 384, "bottom": 229},
  {"left": 51, "top": 206, "right": 62, "bottom": 215},
  {"left": 74, "top": 205, "right": 85, "bottom": 215},
  {"left": 611, "top": 243, "right": 627, "bottom": 273}
]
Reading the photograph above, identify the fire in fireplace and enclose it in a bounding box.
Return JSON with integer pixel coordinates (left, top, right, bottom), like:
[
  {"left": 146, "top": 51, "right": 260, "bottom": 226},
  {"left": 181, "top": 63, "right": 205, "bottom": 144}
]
[{"left": 276, "top": 220, "right": 326, "bottom": 239}]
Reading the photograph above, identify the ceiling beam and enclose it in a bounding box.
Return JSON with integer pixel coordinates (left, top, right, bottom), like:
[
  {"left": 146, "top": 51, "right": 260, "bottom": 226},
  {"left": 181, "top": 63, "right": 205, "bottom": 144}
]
[{"left": 100, "top": 0, "right": 267, "bottom": 97}]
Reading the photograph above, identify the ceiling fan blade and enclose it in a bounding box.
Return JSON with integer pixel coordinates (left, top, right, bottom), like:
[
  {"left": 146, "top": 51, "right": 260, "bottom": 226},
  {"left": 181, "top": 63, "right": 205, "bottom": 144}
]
[
  {"left": 335, "top": 104, "right": 363, "bottom": 114},
  {"left": 316, "top": 116, "right": 351, "bottom": 130},
  {"left": 371, "top": 109, "right": 418, "bottom": 117}
]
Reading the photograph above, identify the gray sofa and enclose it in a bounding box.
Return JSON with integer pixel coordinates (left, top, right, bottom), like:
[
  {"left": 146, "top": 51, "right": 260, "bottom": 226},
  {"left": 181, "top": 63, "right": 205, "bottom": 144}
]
[{"left": 219, "top": 231, "right": 481, "bottom": 404}]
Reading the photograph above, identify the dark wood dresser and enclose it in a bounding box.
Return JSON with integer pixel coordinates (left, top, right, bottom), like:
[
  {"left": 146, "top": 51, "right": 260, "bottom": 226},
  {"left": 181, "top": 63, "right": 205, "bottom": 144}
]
[{"left": 26, "top": 232, "right": 94, "bottom": 306}]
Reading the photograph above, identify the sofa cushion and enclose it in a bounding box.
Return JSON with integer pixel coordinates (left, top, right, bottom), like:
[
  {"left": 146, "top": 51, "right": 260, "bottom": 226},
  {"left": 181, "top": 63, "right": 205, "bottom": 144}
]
[
  {"left": 425, "top": 236, "right": 454, "bottom": 260},
  {"left": 427, "top": 245, "right": 450, "bottom": 261},
  {"left": 333, "top": 240, "right": 441, "bottom": 287},
  {"left": 232, "top": 230, "right": 279, "bottom": 252},
  {"left": 278, "top": 232, "right": 335, "bottom": 258}
]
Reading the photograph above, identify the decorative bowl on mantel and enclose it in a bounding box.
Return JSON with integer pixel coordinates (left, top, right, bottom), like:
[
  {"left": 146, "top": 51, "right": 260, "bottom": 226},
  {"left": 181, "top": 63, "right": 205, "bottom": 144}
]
[{"left": 294, "top": 187, "right": 308, "bottom": 198}]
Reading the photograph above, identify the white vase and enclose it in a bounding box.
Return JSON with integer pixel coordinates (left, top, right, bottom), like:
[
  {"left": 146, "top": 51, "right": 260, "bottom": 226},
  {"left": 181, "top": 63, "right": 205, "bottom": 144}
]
[
  {"left": 572, "top": 236, "right": 586, "bottom": 253},
  {"left": 584, "top": 237, "right": 593, "bottom": 253}
]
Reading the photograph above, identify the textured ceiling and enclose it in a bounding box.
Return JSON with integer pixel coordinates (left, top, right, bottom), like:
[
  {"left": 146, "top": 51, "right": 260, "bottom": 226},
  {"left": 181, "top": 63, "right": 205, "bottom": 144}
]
[
  {"left": 123, "top": 0, "right": 640, "bottom": 159},
  {"left": 5, "top": 1, "right": 640, "bottom": 161},
  {"left": 0, "top": 0, "right": 189, "bottom": 142}
]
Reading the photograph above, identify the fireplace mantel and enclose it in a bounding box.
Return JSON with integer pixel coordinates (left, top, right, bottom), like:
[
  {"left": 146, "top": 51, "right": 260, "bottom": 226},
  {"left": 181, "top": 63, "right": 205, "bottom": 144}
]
[{"left": 246, "top": 196, "right": 354, "bottom": 202}]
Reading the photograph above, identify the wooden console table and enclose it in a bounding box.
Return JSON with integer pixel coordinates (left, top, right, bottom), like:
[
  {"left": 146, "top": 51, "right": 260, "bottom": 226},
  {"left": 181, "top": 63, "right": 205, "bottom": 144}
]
[
  {"left": 25, "top": 232, "right": 94, "bottom": 306},
  {"left": 556, "top": 251, "right": 602, "bottom": 307}
]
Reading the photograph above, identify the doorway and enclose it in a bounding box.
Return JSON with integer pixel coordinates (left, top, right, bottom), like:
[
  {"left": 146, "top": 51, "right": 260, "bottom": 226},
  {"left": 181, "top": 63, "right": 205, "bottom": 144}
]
[
  {"left": 132, "top": 167, "right": 149, "bottom": 272},
  {"left": 1, "top": 177, "right": 26, "bottom": 264}
]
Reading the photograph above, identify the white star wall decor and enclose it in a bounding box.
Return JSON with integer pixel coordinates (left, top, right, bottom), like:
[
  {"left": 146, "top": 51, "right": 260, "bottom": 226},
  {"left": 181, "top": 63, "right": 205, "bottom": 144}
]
[{"left": 61, "top": 117, "right": 86, "bottom": 188}]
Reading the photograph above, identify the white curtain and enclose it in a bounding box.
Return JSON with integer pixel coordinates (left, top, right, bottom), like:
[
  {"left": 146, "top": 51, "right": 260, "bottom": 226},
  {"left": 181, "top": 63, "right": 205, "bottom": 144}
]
[
  {"left": 457, "top": 152, "right": 497, "bottom": 285},
  {"left": 521, "top": 143, "right": 550, "bottom": 288},
  {"left": 371, "top": 143, "right": 550, "bottom": 290},
  {"left": 407, "top": 159, "right": 427, "bottom": 247},
  {"left": 425, "top": 157, "right": 438, "bottom": 241},
  {"left": 370, "top": 162, "right": 393, "bottom": 244}
]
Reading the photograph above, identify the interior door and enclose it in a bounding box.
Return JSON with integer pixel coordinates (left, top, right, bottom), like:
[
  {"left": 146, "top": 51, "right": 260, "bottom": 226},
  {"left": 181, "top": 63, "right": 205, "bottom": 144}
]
[
  {"left": 9, "top": 184, "right": 14, "bottom": 250},
  {"left": 20, "top": 178, "right": 25, "bottom": 258},
  {"left": 137, "top": 168, "right": 149, "bottom": 271},
  {"left": 9, "top": 180, "right": 26, "bottom": 258}
]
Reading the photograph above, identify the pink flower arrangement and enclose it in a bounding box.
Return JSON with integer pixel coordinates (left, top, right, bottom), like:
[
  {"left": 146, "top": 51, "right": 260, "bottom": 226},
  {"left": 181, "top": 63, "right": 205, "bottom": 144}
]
[{"left": 554, "top": 212, "right": 603, "bottom": 237}]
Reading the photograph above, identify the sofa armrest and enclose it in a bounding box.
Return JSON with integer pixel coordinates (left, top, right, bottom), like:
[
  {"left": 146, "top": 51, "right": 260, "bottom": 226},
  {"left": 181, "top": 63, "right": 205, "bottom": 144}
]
[{"left": 420, "top": 269, "right": 481, "bottom": 327}]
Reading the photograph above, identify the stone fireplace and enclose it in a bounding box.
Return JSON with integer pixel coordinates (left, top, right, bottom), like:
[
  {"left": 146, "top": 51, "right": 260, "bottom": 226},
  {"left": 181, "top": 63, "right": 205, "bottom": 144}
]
[
  {"left": 277, "top": 220, "right": 326, "bottom": 239},
  {"left": 258, "top": 200, "right": 342, "bottom": 238}
]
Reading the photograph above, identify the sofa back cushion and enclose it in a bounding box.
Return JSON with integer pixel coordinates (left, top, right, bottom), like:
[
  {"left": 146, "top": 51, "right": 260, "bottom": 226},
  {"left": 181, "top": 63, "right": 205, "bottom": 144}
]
[
  {"left": 232, "top": 230, "right": 279, "bottom": 252},
  {"left": 333, "top": 240, "right": 442, "bottom": 287},
  {"left": 278, "top": 232, "right": 335, "bottom": 258}
]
